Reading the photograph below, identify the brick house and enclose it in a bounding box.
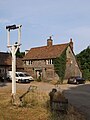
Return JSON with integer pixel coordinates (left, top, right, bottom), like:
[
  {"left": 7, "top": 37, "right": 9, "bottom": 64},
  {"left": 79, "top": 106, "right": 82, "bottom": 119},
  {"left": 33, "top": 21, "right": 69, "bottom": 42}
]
[
  {"left": 23, "top": 37, "right": 82, "bottom": 81},
  {"left": 0, "top": 52, "right": 24, "bottom": 79},
  {"left": 0, "top": 52, "right": 12, "bottom": 79}
]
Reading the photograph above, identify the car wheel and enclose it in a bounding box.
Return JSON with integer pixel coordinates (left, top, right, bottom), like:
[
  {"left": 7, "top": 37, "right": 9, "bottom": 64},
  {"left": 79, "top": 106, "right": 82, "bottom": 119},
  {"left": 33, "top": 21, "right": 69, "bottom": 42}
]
[
  {"left": 83, "top": 81, "right": 85, "bottom": 84},
  {"left": 76, "top": 81, "right": 79, "bottom": 84}
]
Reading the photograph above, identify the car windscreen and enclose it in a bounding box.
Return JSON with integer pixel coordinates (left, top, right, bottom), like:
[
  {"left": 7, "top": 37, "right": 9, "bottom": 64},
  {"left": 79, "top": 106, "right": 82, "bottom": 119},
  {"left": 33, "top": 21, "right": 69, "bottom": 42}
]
[
  {"left": 24, "top": 73, "right": 30, "bottom": 76},
  {"left": 16, "top": 73, "right": 19, "bottom": 77},
  {"left": 18, "top": 73, "right": 25, "bottom": 77},
  {"left": 76, "top": 76, "right": 81, "bottom": 79}
]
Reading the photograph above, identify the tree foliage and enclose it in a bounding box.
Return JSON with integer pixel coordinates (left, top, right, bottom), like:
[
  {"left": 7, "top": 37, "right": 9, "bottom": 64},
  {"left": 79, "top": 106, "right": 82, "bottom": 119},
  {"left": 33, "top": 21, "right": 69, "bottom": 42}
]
[
  {"left": 76, "top": 46, "right": 90, "bottom": 80},
  {"left": 16, "top": 48, "right": 25, "bottom": 58}
]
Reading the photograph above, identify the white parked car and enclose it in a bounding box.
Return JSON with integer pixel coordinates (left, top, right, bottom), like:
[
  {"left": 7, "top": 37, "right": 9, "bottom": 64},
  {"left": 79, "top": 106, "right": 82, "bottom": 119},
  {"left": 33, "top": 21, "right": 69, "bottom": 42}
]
[{"left": 7, "top": 71, "right": 34, "bottom": 83}]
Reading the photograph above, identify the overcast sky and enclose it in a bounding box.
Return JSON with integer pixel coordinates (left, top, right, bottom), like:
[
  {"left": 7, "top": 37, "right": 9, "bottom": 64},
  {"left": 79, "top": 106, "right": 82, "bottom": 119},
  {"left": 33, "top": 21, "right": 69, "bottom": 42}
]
[{"left": 0, "top": 0, "right": 90, "bottom": 54}]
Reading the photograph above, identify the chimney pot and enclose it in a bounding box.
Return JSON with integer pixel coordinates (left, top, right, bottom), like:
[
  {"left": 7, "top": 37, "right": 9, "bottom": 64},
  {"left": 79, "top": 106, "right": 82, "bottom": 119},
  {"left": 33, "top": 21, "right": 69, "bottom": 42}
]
[
  {"left": 70, "top": 38, "right": 72, "bottom": 42},
  {"left": 69, "top": 38, "right": 73, "bottom": 51},
  {"left": 25, "top": 50, "right": 29, "bottom": 55},
  {"left": 47, "top": 36, "right": 53, "bottom": 46}
]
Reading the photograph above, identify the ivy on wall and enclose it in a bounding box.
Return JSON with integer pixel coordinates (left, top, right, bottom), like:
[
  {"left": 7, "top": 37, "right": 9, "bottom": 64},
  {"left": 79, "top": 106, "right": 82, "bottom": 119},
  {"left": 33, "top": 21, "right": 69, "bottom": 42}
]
[{"left": 53, "top": 48, "right": 67, "bottom": 84}]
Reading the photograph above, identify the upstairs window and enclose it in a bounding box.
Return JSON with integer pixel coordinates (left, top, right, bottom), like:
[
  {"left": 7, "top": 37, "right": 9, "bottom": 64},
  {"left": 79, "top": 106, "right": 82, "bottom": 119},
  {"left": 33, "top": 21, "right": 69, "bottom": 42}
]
[
  {"left": 46, "top": 59, "right": 53, "bottom": 65},
  {"left": 24, "top": 60, "right": 32, "bottom": 65},
  {"left": 29, "top": 60, "right": 32, "bottom": 65},
  {"left": 26, "top": 61, "right": 29, "bottom": 65}
]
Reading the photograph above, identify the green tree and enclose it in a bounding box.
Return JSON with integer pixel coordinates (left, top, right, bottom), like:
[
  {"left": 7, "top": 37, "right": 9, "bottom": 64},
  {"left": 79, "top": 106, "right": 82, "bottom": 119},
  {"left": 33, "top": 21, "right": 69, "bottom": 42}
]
[
  {"left": 15, "top": 42, "right": 25, "bottom": 58},
  {"left": 76, "top": 46, "right": 90, "bottom": 80},
  {"left": 16, "top": 49, "right": 25, "bottom": 58}
]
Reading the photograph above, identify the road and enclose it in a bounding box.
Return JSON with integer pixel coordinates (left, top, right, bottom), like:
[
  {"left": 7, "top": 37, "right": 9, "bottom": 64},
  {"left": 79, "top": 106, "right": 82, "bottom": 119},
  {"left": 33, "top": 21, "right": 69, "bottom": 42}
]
[{"left": 63, "top": 83, "right": 90, "bottom": 120}]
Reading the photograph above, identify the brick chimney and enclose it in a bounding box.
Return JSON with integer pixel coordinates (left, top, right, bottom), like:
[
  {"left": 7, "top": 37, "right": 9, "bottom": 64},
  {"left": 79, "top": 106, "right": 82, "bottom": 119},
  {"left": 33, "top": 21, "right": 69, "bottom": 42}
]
[
  {"left": 47, "top": 36, "right": 53, "bottom": 46},
  {"left": 69, "top": 38, "right": 73, "bottom": 51},
  {"left": 25, "top": 50, "right": 29, "bottom": 55}
]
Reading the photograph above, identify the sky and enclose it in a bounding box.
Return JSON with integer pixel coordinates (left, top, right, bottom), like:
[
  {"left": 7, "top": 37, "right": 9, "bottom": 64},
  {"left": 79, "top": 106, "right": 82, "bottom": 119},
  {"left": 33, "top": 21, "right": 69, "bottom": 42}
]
[{"left": 0, "top": 0, "right": 90, "bottom": 54}]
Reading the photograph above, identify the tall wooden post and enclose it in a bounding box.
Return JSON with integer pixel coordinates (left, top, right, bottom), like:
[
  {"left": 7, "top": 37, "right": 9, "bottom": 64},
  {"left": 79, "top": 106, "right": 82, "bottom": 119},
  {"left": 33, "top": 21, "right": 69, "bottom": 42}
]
[{"left": 6, "top": 25, "right": 22, "bottom": 103}]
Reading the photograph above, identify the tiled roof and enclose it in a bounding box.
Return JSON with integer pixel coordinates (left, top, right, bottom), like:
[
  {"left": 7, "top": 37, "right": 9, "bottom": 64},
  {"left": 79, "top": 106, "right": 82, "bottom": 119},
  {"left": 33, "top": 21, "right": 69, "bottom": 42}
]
[
  {"left": 0, "top": 52, "right": 12, "bottom": 65},
  {"left": 0, "top": 52, "right": 23, "bottom": 68},
  {"left": 23, "top": 43, "right": 69, "bottom": 60}
]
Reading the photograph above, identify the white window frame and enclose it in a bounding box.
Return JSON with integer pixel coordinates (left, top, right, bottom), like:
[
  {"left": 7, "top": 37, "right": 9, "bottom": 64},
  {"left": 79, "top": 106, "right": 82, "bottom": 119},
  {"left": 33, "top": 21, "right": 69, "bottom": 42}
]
[{"left": 46, "top": 59, "right": 53, "bottom": 65}]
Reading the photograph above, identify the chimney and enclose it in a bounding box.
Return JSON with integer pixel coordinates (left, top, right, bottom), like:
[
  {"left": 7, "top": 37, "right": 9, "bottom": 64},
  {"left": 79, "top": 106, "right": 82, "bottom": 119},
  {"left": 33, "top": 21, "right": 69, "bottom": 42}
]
[
  {"left": 47, "top": 36, "right": 53, "bottom": 46},
  {"left": 69, "top": 38, "right": 73, "bottom": 51},
  {"left": 25, "top": 50, "right": 29, "bottom": 55}
]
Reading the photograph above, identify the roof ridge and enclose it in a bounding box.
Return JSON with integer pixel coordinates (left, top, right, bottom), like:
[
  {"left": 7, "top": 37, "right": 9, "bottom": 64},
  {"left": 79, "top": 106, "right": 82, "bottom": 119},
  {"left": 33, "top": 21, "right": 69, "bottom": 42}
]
[{"left": 30, "top": 43, "right": 69, "bottom": 49}]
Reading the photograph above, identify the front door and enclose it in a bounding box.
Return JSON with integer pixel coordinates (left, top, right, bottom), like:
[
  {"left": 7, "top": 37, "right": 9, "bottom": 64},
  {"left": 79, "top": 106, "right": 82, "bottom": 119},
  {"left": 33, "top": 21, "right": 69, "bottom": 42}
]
[{"left": 36, "top": 70, "right": 42, "bottom": 80}]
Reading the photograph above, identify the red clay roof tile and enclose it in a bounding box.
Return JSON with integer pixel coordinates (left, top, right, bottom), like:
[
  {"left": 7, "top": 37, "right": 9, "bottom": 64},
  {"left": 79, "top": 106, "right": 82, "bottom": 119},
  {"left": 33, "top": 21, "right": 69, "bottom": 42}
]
[{"left": 23, "top": 43, "right": 69, "bottom": 60}]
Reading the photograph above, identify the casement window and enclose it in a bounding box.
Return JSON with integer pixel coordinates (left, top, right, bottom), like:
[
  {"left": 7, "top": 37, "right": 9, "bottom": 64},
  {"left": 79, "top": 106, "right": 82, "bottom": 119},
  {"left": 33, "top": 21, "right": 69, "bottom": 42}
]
[
  {"left": 29, "top": 60, "right": 32, "bottom": 65},
  {"left": 46, "top": 59, "right": 53, "bottom": 65},
  {"left": 26, "top": 61, "right": 28, "bottom": 65},
  {"left": 46, "top": 60, "right": 48, "bottom": 65},
  {"left": 24, "top": 61, "right": 26, "bottom": 65},
  {"left": 25, "top": 60, "right": 32, "bottom": 65}
]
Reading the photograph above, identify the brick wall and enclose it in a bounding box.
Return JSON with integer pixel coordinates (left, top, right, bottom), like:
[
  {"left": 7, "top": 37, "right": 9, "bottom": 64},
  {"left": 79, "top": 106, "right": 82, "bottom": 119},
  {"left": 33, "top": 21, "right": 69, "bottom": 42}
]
[
  {"left": 65, "top": 46, "right": 82, "bottom": 78},
  {"left": 24, "top": 59, "right": 59, "bottom": 81}
]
